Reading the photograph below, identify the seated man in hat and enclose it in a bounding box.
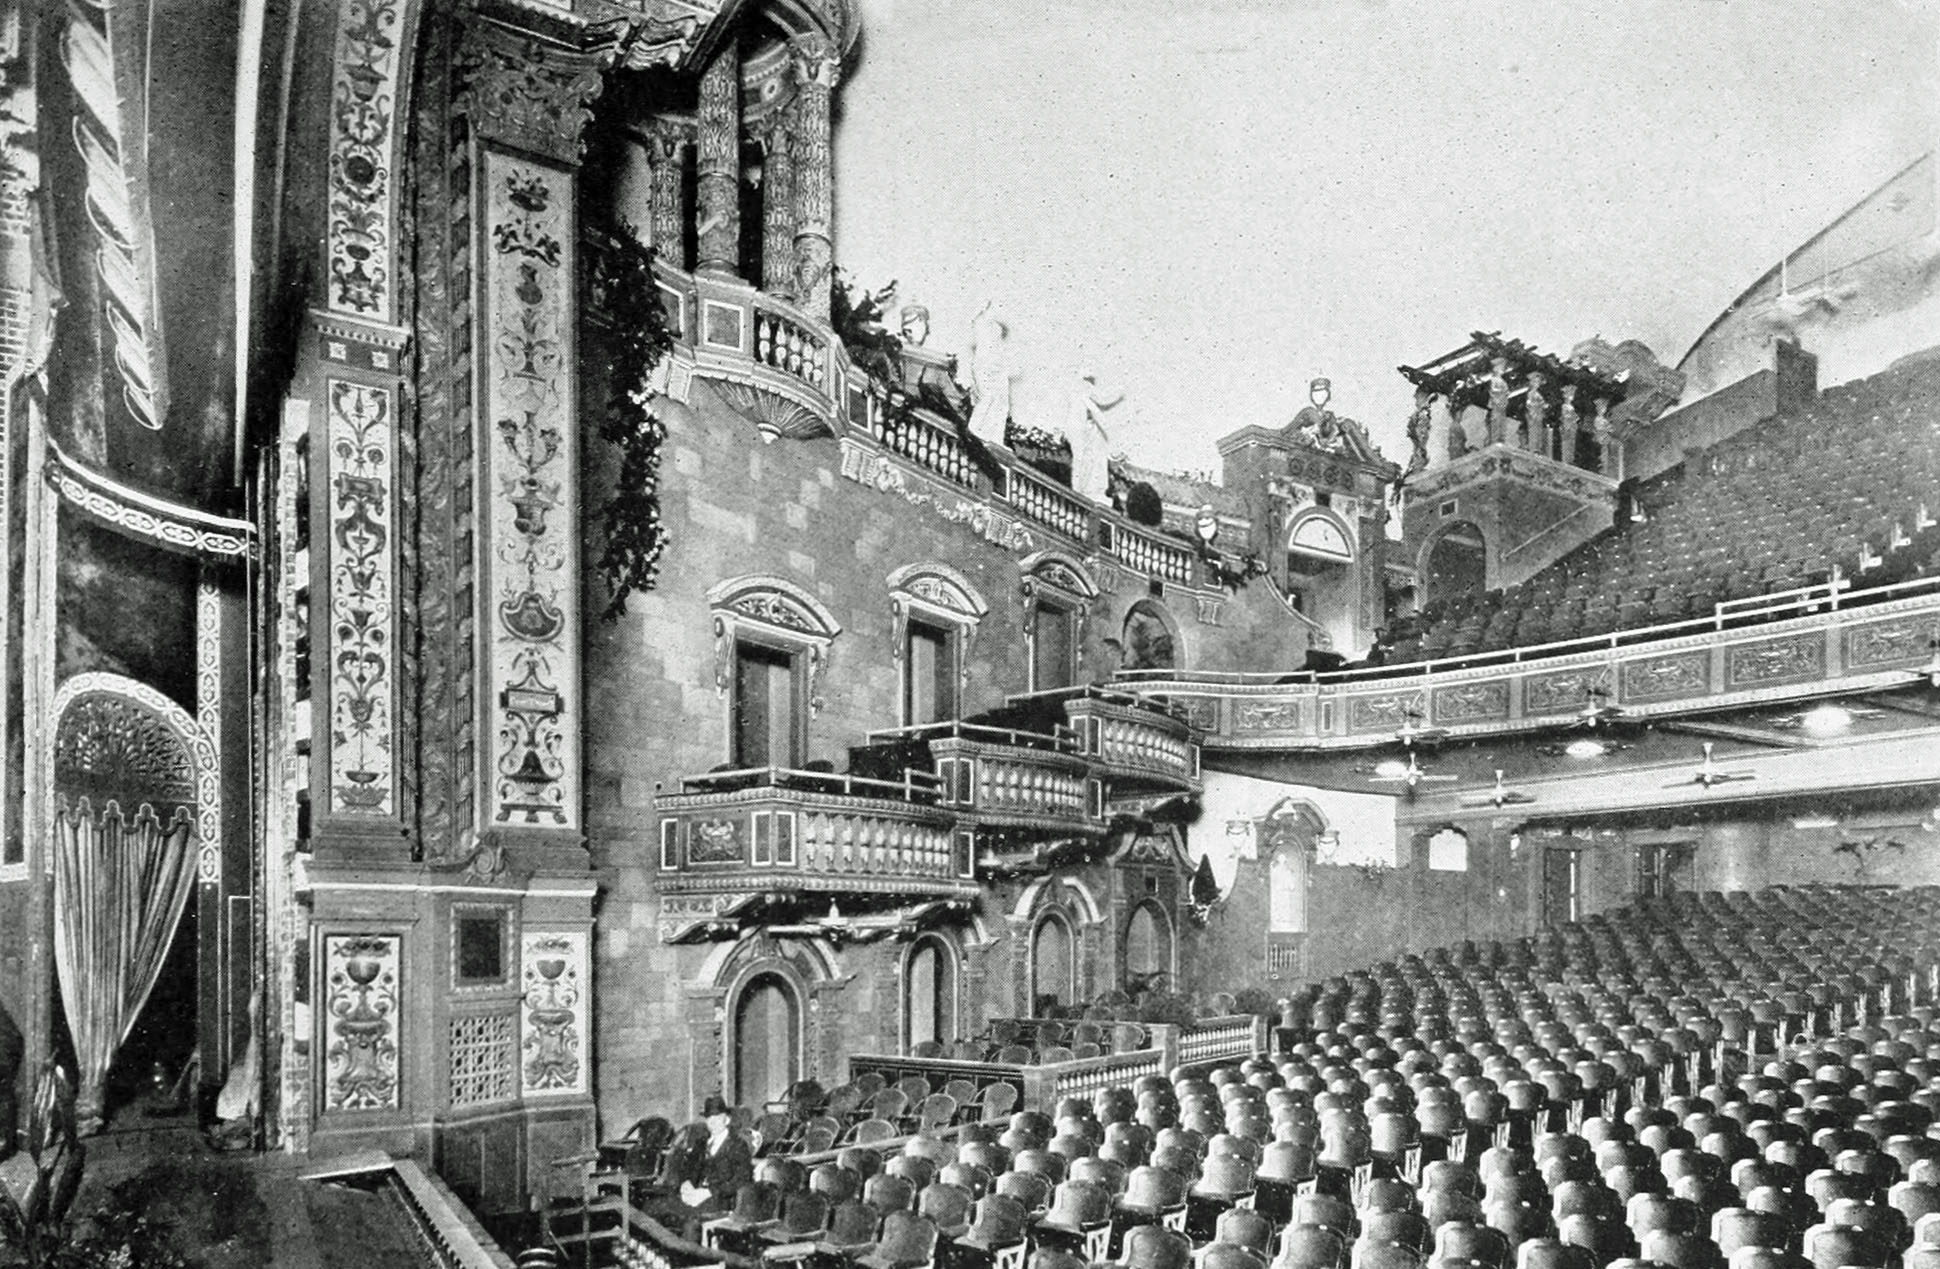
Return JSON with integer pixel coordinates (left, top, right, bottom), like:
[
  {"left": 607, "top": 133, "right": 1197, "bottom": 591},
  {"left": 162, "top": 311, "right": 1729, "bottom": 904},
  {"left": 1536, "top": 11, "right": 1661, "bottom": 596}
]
[{"left": 639, "top": 1095, "right": 754, "bottom": 1243}]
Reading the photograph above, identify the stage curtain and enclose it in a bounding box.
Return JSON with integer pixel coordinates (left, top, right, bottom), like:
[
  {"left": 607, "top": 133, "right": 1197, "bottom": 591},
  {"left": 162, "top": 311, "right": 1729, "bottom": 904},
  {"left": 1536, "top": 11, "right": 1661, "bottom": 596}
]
[{"left": 52, "top": 795, "right": 196, "bottom": 1133}]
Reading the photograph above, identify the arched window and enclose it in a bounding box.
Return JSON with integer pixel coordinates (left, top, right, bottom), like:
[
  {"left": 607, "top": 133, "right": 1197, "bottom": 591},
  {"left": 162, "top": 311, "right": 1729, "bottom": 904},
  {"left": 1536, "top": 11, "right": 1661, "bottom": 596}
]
[
  {"left": 887, "top": 564, "right": 988, "bottom": 726},
  {"left": 903, "top": 935, "right": 958, "bottom": 1051},
  {"left": 1020, "top": 553, "right": 1097, "bottom": 693},
  {"left": 1284, "top": 511, "right": 1356, "bottom": 623},
  {"left": 1422, "top": 522, "right": 1487, "bottom": 605},
  {"left": 731, "top": 971, "right": 801, "bottom": 1107},
  {"left": 1121, "top": 901, "right": 1173, "bottom": 989},
  {"left": 708, "top": 577, "right": 842, "bottom": 768},
  {"left": 1030, "top": 911, "right": 1076, "bottom": 1013}
]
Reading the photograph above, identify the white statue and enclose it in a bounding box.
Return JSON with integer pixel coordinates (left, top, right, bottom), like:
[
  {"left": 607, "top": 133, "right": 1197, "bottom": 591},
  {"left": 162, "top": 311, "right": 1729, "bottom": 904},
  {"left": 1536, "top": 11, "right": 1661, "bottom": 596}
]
[
  {"left": 965, "top": 301, "right": 1013, "bottom": 447},
  {"left": 1064, "top": 371, "right": 1123, "bottom": 503}
]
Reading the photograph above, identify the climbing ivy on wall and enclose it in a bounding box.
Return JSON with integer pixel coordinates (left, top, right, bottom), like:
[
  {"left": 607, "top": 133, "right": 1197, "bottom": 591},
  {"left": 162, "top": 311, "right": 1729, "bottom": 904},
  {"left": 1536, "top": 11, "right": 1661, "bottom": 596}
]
[{"left": 589, "top": 225, "right": 676, "bottom": 622}]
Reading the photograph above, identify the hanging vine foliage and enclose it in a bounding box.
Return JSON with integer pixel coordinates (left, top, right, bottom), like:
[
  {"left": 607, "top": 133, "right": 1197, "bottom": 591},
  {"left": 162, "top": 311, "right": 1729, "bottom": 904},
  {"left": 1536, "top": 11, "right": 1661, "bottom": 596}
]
[{"left": 588, "top": 224, "right": 677, "bottom": 622}]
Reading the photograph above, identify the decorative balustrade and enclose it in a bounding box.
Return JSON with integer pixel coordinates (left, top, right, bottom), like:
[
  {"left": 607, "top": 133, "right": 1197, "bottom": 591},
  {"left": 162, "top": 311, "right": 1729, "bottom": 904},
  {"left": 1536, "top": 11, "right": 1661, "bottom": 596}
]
[
  {"left": 592, "top": 243, "right": 1228, "bottom": 592},
  {"left": 867, "top": 402, "right": 977, "bottom": 488},
  {"left": 1176, "top": 1014, "right": 1269, "bottom": 1068},
  {"left": 753, "top": 299, "right": 830, "bottom": 394},
  {"left": 935, "top": 738, "right": 1096, "bottom": 828},
  {"left": 1100, "top": 520, "right": 1195, "bottom": 585},
  {"left": 654, "top": 767, "right": 976, "bottom": 898},
  {"left": 1005, "top": 464, "right": 1095, "bottom": 541},
  {"left": 1065, "top": 694, "right": 1201, "bottom": 791}
]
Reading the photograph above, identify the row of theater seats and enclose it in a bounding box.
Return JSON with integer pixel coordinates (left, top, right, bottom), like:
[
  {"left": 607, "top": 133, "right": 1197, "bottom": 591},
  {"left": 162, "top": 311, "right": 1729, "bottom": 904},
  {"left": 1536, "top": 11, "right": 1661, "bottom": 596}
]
[
  {"left": 1387, "top": 356, "right": 1940, "bottom": 664},
  {"left": 606, "top": 883, "right": 1940, "bottom": 1269}
]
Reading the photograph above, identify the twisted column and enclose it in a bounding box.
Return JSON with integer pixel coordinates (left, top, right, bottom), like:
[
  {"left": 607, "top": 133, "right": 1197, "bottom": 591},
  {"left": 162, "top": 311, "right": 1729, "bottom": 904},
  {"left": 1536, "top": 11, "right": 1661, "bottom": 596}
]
[
  {"left": 695, "top": 45, "right": 740, "bottom": 275},
  {"left": 761, "top": 119, "right": 797, "bottom": 299},
  {"left": 647, "top": 120, "right": 687, "bottom": 268},
  {"left": 790, "top": 34, "right": 839, "bottom": 320}
]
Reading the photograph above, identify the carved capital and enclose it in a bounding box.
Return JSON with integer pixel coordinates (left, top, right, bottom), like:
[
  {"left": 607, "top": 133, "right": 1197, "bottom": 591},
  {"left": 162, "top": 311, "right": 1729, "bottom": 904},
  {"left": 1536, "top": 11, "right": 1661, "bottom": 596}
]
[
  {"left": 455, "top": 19, "right": 612, "bottom": 163},
  {"left": 789, "top": 33, "right": 841, "bottom": 91}
]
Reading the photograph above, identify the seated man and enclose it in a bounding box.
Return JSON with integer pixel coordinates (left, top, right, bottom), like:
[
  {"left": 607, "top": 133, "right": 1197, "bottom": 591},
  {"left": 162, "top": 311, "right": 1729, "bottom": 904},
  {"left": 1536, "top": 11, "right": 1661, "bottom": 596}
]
[{"left": 638, "top": 1096, "right": 753, "bottom": 1243}]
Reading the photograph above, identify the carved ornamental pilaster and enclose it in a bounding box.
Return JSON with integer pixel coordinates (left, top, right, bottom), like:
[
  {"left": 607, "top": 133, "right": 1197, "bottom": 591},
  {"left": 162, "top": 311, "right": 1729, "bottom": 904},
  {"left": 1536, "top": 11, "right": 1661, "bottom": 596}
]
[
  {"left": 789, "top": 34, "right": 839, "bottom": 321},
  {"left": 695, "top": 45, "right": 741, "bottom": 275},
  {"left": 454, "top": 20, "right": 609, "bottom": 164}
]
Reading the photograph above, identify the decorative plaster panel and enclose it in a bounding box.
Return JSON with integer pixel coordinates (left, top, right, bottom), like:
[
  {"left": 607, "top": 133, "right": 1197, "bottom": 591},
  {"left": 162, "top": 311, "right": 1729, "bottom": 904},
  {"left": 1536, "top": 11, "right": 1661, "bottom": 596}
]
[
  {"left": 327, "top": 0, "right": 412, "bottom": 320},
  {"left": 520, "top": 930, "right": 588, "bottom": 1096},
  {"left": 325, "top": 380, "right": 397, "bottom": 817},
  {"left": 1844, "top": 616, "right": 1932, "bottom": 670},
  {"left": 1620, "top": 651, "right": 1709, "bottom": 702},
  {"left": 1431, "top": 680, "right": 1509, "bottom": 723},
  {"left": 478, "top": 152, "right": 579, "bottom": 829},
  {"left": 323, "top": 933, "right": 402, "bottom": 1112},
  {"left": 1726, "top": 634, "right": 1826, "bottom": 689}
]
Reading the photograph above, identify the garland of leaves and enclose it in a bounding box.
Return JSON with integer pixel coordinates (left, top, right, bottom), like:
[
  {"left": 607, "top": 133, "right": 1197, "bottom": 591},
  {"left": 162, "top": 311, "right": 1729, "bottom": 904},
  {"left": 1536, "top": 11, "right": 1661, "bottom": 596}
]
[{"left": 591, "top": 224, "right": 677, "bottom": 622}]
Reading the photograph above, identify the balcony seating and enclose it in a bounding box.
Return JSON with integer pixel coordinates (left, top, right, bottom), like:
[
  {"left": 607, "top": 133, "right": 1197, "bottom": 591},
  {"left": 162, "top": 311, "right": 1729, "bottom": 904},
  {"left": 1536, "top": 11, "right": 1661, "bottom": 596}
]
[{"left": 1389, "top": 356, "right": 1940, "bottom": 664}]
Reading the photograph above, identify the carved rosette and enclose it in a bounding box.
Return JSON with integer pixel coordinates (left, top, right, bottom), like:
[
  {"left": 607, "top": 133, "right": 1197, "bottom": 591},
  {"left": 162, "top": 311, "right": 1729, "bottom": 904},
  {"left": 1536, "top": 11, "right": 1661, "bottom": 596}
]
[
  {"left": 695, "top": 46, "right": 741, "bottom": 274},
  {"left": 326, "top": 380, "right": 397, "bottom": 817},
  {"left": 479, "top": 155, "right": 580, "bottom": 829},
  {"left": 324, "top": 933, "right": 402, "bottom": 1112},
  {"left": 520, "top": 930, "right": 588, "bottom": 1095}
]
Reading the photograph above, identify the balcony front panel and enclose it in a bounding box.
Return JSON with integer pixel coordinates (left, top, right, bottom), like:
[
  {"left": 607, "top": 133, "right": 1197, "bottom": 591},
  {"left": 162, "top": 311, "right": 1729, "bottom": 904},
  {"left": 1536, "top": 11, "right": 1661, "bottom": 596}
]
[
  {"left": 1065, "top": 697, "right": 1202, "bottom": 793},
  {"left": 655, "top": 776, "right": 975, "bottom": 899},
  {"left": 931, "top": 738, "right": 1100, "bottom": 833}
]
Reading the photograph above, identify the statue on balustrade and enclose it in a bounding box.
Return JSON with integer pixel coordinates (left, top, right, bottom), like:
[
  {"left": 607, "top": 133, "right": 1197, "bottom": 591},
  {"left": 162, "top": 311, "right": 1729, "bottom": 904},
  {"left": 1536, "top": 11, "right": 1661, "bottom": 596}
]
[
  {"left": 1446, "top": 396, "right": 1472, "bottom": 461},
  {"left": 899, "top": 304, "right": 930, "bottom": 347},
  {"left": 1558, "top": 387, "right": 1581, "bottom": 467},
  {"left": 1405, "top": 387, "right": 1434, "bottom": 475},
  {"left": 965, "top": 301, "right": 1014, "bottom": 448},
  {"left": 1486, "top": 355, "right": 1511, "bottom": 446},
  {"left": 1591, "top": 396, "right": 1615, "bottom": 474},
  {"left": 1293, "top": 378, "right": 1351, "bottom": 454},
  {"left": 1524, "top": 370, "right": 1549, "bottom": 456},
  {"left": 962, "top": 301, "right": 1126, "bottom": 504}
]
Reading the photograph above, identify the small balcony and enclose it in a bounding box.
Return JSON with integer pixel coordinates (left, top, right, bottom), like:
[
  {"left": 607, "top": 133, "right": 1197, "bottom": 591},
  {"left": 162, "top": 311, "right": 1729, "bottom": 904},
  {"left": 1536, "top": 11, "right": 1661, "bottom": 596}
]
[
  {"left": 860, "top": 721, "right": 1102, "bottom": 834},
  {"left": 653, "top": 767, "right": 977, "bottom": 905},
  {"left": 1063, "top": 690, "right": 1203, "bottom": 796}
]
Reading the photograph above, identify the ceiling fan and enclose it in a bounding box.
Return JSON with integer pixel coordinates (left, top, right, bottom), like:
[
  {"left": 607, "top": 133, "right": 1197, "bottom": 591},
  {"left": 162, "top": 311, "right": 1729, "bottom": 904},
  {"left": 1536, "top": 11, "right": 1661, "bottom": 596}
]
[
  {"left": 1367, "top": 751, "right": 1458, "bottom": 793},
  {"left": 1393, "top": 709, "right": 1449, "bottom": 748},
  {"left": 1461, "top": 769, "right": 1536, "bottom": 809},
  {"left": 1664, "top": 742, "right": 1756, "bottom": 790}
]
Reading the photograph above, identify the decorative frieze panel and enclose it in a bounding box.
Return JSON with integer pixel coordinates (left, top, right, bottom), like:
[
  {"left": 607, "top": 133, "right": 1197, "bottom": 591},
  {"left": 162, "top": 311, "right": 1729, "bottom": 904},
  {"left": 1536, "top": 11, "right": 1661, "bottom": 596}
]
[
  {"left": 1347, "top": 692, "right": 1426, "bottom": 734},
  {"left": 325, "top": 380, "right": 397, "bottom": 817},
  {"left": 1844, "top": 616, "right": 1932, "bottom": 670},
  {"left": 1620, "top": 651, "right": 1709, "bottom": 703},
  {"left": 327, "top": 0, "right": 413, "bottom": 320},
  {"left": 520, "top": 931, "right": 588, "bottom": 1097},
  {"left": 323, "top": 934, "right": 401, "bottom": 1112},
  {"left": 839, "top": 439, "right": 1039, "bottom": 553},
  {"left": 1726, "top": 633, "right": 1825, "bottom": 689},
  {"left": 195, "top": 577, "right": 223, "bottom": 882},
  {"left": 1233, "top": 699, "right": 1301, "bottom": 733},
  {"left": 1431, "top": 680, "right": 1509, "bottom": 723},
  {"left": 478, "top": 152, "right": 580, "bottom": 829},
  {"left": 1524, "top": 666, "right": 1612, "bottom": 715}
]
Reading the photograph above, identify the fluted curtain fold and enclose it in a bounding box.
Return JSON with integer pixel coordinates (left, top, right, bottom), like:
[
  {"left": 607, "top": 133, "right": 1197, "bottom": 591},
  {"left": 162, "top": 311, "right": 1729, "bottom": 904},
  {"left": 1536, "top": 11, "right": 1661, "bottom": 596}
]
[{"left": 51, "top": 795, "right": 196, "bottom": 1132}]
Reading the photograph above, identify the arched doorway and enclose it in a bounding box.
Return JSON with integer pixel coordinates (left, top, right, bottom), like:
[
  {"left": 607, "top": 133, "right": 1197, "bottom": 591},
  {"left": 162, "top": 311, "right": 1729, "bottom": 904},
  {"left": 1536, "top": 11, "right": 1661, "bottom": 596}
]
[
  {"left": 1121, "top": 901, "right": 1173, "bottom": 991},
  {"left": 1423, "top": 522, "right": 1488, "bottom": 604},
  {"left": 731, "top": 972, "right": 800, "bottom": 1107},
  {"left": 903, "top": 935, "right": 958, "bottom": 1051},
  {"left": 1031, "top": 912, "right": 1075, "bottom": 1013}
]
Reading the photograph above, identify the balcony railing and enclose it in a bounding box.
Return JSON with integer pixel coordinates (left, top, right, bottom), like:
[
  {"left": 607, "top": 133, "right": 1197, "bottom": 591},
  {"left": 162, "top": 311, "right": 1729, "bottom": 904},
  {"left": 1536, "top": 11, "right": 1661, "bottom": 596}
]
[
  {"left": 861, "top": 720, "right": 1100, "bottom": 833},
  {"left": 654, "top": 767, "right": 975, "bottom": 897},
  {"left": 867, "top": 401, "right": 978, "bottom": 489},
  {"left": 1065, "top": 694, "right": 1201, "bottom": 791},
  {"left": 1115, "top": 576, "right": 1940, "bottom": 749},
  {"left": 1004, "top": 463, "right": 1093, "bottom": 541},
  {"left": 1100, "top": 519, "right": 1196, "bottom": 585}
]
